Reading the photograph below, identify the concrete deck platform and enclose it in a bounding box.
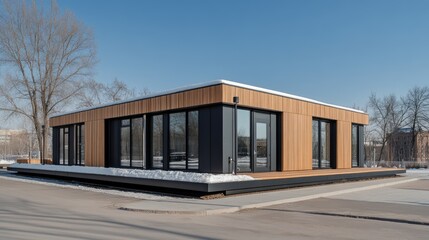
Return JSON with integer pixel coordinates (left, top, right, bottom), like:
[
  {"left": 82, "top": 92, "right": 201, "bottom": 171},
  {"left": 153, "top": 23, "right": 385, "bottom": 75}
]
[{"left": 7, "top": 166, "right": 405, "bottom": 196}]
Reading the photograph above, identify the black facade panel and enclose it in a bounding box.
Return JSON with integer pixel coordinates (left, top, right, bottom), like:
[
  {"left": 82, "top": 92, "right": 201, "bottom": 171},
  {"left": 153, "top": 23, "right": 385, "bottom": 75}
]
[
  {"left": 52, "top": 127, "right": 59, "bottom": 165},
  {"left": 222, "top": 106, "right": 234, "bottom": 173},
  {"left": 68, "top": 126, "right": 75, "bottom": 165},
  {"left": 358, "top": 125, "right": 365, "bottom": 167},
  {"left": 163, "top": 114, "right": 169, "bottom": 170},
  {"left": 331, "top": 121, "right": 337, "bottom": 169},
  {"left": 106, "top": 119, "right": 121, "bottom": 168},
  {"left": 270, "top": 114, "right": 277, "bottom": 171},
  {"left": 210, "top": 106, "right": 224, "bottom": 173},
  {"left": 199, "top": 108, "right": 212, "bottom": 173}
]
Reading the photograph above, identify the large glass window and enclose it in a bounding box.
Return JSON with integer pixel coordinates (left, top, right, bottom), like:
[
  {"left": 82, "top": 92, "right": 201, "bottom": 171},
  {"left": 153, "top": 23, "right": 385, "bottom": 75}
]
[
  {"left": 256, "top": 122, "right": 268, "bottom": 168},
  {"left": 64, "top": 128, "right": 69, "bottom": 165},
  {"left": 57, "top": 125, "right": 84, "bottom": 166},
  {"left": 132, "top": 117, "right": 144, "bottom": 168},
  {"left": 351, "top": 124, "right": 359, "bottom": 167},
  {"left": 188, "top": 111, "right": 199, "bottom": 170},
  {"left": 59, "top": 128, "right": 64, "bottom": 164},
  {"left": 312, "top": 119, "right": 334, "bottom": 169},
  {"left": 151, "top": 111, "right": 199, "bottom": 171},
  {"left": 120, "top": 119, "right": 131, "bottom": 167},
  {"left": 320, "top": 122, "right": 331, "bottom": 168},
  {"left": 237, "top": 109, "right": 251, "bottom": 172},
  {"left": 152, "top": 115, "right": 163, "bottom": 169},
  {"left": 312, "top": 121, "right": 319, "bottom": 168},
  {"left": 169, "top": 112, "right": 186, "bottom": 169},
  {"left": 76, "top": 124, "right": 85, "bottom": 165},
  {"left": 120, "top": 117, "right": 145, "bottom": 168}
]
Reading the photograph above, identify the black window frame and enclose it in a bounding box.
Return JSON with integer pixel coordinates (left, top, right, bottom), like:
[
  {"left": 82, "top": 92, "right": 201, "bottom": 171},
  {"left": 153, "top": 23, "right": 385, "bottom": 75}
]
[
  {"left": 351, "top": 124, "right": 358, "bottom": 167},
  {"left": 119, "top": 116, "right": 145, "bottom": 169},
  {"left": 56, "top": 123, "right": 85, "bottom": 166},
  {"left": 75, "top": 124, "right": 85, "bottom": 166},
  {"left": 149, "top": 109, "right": 199, "bottom": 172},
  {"left": 59, "top": 126, "right": 71, "bottom": 165},
  {"left": 312, "top": 118, "right": 336, "bottom": 169},
  {"left": 351, "top": 123, "right": 363, "bottom": 168}
]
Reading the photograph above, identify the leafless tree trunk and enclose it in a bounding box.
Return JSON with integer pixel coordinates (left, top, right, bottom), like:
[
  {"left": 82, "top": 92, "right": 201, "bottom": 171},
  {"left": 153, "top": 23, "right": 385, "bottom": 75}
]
[
  {"left": 0, "top": 0, "right": 96, "bottom": 161},
  {"left": 368, "top": 93, "right": 408, "bottom": 162}
]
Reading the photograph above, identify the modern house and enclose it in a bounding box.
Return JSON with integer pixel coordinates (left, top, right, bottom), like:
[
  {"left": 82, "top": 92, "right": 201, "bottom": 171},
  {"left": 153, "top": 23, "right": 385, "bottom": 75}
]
[{"left": 49, "top": 80, "right": 368, "bottom": 174}]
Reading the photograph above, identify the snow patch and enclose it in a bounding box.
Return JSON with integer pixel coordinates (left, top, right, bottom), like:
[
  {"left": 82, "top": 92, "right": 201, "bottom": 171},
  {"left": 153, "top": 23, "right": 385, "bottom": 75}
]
[
  {"left": 9, "top": 164, "right": 254, "bottom": 183},
  {"left": 0, "top": 160, "right": 15, "bottom": 165}
]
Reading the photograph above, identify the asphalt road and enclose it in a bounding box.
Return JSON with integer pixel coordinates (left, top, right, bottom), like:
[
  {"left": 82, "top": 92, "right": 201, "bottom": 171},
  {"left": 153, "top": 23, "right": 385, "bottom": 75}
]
[{"left": 0, "top": 171, "right": 428, "bottom": 240}]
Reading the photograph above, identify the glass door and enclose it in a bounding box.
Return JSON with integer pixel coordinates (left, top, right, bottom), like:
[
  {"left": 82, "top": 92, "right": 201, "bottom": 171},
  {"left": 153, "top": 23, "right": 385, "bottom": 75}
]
[{"left": 253, "top": 112, "right": 270, "bottom": 172}]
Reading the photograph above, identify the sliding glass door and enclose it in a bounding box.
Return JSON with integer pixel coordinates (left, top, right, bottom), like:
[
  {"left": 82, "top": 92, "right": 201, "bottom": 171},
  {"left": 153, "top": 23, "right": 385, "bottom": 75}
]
[
  {"left": 312, "top": 119, "right": 335, "bottom": 169},
  {"left": 237, "top": 110, "right": 273, "bottom": 173}
]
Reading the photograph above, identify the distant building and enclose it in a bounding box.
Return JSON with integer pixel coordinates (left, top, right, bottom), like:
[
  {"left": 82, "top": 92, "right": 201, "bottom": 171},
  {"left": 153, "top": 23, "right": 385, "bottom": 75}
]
[
  {"left": 0, "top": 129, "right": 27, "bottom": 143},
  {"left": 387, "top": 128, "right": 429, "bottom": 162}
]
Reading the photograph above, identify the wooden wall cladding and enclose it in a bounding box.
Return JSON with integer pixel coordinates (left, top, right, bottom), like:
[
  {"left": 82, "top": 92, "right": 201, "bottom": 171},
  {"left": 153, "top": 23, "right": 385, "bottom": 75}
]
[
  {"left": 84, "top": 120, "right": 105, "bottom": 167},
  {"left": 50, "top": 83, "right": 368, "bottom": 171},
  {"left": 221, "top": 85, "right": 368, "bottom": 124},
  {"left": 282, "top": 113, "right": 313, "bottom": 171},
  {"left": 50, "top": 85, "right": 223, "bottom": 127},
  {"left": 336, "top": 121, "right": 352, "bottom": 169},
  {"left": 222, "top": 85, "right": 368, "bottom": 171}
]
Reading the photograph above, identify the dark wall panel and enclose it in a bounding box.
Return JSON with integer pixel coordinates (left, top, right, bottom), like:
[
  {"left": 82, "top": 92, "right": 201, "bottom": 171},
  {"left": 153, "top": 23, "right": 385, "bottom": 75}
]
[
  {"left": 199, "top": 108, "right": 212, "bottom": 173},
  {"left": 52, "top": 127, "right": 59, "bottom": 165},
  {"left": 330, "top": 121, "right": 337, "bottom": 169},
  {"left": 270, "top": 114, "right": 277, "bottom": 171},
  {"left": 68, "top": 126, "right": 75, "bottom": 165},
  {"left": 105, "top": 119, "right": 121, "bottom": 168},
  {"left": 222, "top": 106, "right": 234, "bottom": 173},
  {"left": 210, "top": 106, "right": 224, "bottom": 173}
]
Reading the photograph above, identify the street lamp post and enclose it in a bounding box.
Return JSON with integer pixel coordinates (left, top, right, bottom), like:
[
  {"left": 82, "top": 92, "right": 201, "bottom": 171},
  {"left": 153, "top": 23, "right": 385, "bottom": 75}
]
[{"left": 233, "top": 96, "right": 239, "bottom": 175}]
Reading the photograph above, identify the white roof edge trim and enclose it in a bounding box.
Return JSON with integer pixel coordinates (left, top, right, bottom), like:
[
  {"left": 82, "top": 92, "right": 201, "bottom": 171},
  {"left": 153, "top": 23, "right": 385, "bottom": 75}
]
[{"left": 51, "top": 79, "right": 365, "bottom": 118}]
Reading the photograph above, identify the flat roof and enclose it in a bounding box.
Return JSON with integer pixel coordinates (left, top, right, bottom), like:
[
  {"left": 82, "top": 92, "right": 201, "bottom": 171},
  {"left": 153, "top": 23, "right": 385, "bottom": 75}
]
[{"left": 52, "top": 79, "right": 365, "bottom": 117}]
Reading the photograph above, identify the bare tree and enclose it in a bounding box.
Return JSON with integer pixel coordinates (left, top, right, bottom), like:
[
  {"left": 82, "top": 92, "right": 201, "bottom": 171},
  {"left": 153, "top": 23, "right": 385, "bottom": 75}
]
[
  {"left": 403, "top": 86, "right": 429, "bottom": 159},
  {"left": 0, "top": 0, "right": 96, "bottom": 161},
  {"left": 104, "top": 78, "right": 136, "bottom": 102},
  {"left": 77, "top": 78, "right": 150, "bottom": 108},
  {"left": 368, "top": 93, "right": 408, "bottom": 161}
]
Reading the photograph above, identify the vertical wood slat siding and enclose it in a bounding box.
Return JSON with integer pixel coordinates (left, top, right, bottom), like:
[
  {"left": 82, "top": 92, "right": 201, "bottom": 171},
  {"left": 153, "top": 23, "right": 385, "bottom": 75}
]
[
  {"left": 221, "top": 85, "right": 368, "bottom": 171},
  {"left": 282, "top": 113, "right": 312, "bottom": 171},
  {"left": 50, "top": 85, "right": 223, "bottom": 126},
  {"left": 336, "top": 121, "right": 352, "bottom": 169},
  {"left": 84, "top": 120, "right": 105, "bottom": 167},
  {"left": 50, "top": 83, "right": 368, "bottom": 170}
]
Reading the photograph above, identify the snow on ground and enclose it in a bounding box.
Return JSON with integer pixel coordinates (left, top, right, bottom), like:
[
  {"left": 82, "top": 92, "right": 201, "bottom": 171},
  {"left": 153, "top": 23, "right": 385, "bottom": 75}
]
[
  {"left": 0, "top": 160, "right": 15, "bottom": 164},
  {"left": 9, "top": 163, "right": 255, "bottom": 183}
]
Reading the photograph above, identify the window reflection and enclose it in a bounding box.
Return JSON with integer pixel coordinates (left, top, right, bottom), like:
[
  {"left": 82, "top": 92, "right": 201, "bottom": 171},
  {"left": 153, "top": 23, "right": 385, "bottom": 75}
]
[
  {"left": 237, "top": 109, "right": 251, "bottom": 172},
  {"left": 188, "top": 111, "right": 199, "bottom": 170},
  {"left": 312, "top": 120, "right": 319, "bottom": 168},
  {"left": 132, "top": 117, "right": 144, "bottom": 168},
  {"left": 352, "top": 124, "right": 358, "bottom": 167},
  {"left": 256, "top": 122, "right": 268, "bottom": 168},
  {"left": 169, "top": 112, "right": 186, "bottom": 169},
  {"left": 152, "top": 115, "right": 163, "bottom": 169},
  {"left": 120, "top": 120, "right": 131, "bottom": 167},
  {"left": 313, "top": 119, "right": 333, "bottom": 169}
]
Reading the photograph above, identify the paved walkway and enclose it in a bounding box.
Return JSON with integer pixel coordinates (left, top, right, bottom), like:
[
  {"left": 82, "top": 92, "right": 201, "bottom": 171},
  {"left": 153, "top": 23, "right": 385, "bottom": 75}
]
[{"left": 118, "top": 176, "right": 419, "bottom": 216}]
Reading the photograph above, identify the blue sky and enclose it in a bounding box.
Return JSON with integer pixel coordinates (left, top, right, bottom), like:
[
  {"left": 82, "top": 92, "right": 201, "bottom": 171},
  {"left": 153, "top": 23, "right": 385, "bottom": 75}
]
[{"left": 58, "top": 0, "right": 429, "bottom": 109}]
